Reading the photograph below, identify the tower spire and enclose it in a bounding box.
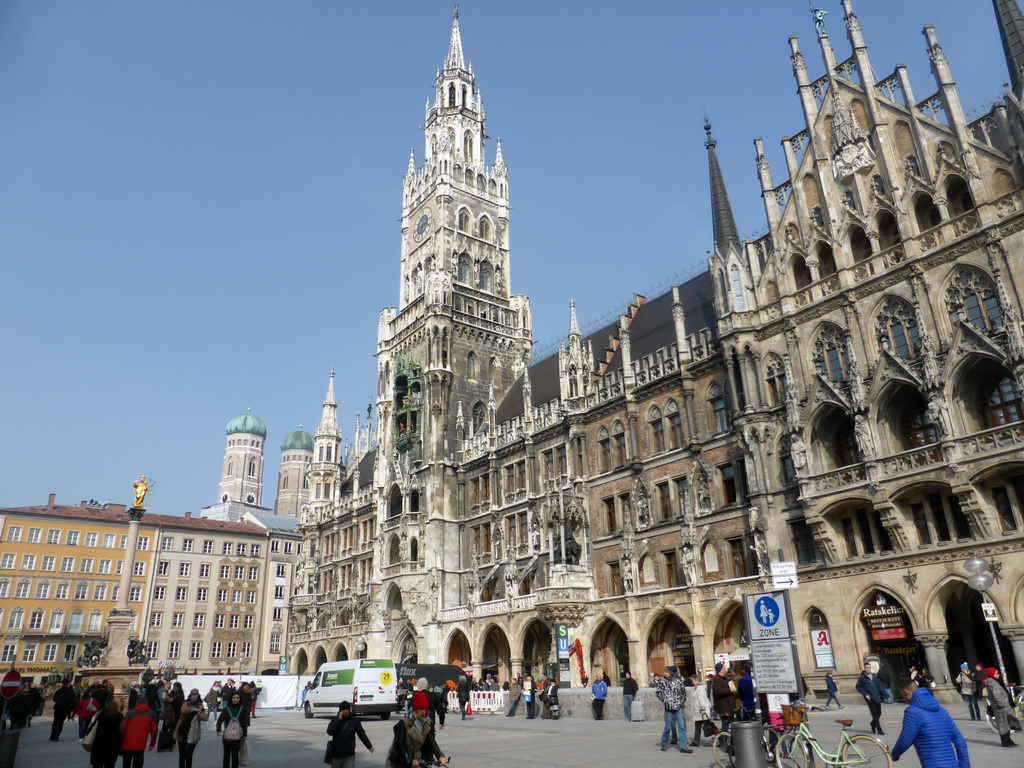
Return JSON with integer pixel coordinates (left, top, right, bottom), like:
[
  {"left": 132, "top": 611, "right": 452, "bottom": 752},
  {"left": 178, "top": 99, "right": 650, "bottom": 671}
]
[
  {"left": 445, "top": 4, "right": 466, "bottom": 71},
  {"left": 994, "top": 0, "right": 1024, "bottom": 91},
  {"left": 705, "top": 121, "right": 741, "bottom": 256},
  {"left": 319, "top": 369, "right": 338, "bottom": 433},
  {"left": 568, "top": 298, "right": 580, "bottom": 338}
]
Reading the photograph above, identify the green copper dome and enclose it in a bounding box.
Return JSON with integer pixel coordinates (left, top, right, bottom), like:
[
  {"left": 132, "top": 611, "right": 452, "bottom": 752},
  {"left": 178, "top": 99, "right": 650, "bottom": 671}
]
[
  {"left": 226, "top": 412, "right": 268, "bottom": 439},
  {"left": 281, "top": 429, "right": 313, "bottom": 452}
]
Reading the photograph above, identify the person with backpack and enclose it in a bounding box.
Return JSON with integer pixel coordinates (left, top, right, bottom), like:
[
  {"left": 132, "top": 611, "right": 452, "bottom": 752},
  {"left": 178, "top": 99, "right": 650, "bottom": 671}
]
[
  {"left": 956, "top": 663, "right": 980, "bottom": 721},
  {"left": 120, "top": 686, "right": 159, "bottom": 768},
  {"left": 216, "top": 692, "right": 249, "bottom": 768},
  {"left": 326, "top": 700, "right": 374, "bottom": 768}
]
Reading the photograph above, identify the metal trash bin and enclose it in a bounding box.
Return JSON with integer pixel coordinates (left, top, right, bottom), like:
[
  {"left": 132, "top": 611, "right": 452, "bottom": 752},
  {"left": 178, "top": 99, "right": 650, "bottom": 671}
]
[
  {"left": 730, "top": 721, "right": 768, "bottom": 768},
  {"left": 0, "top": 729, "right": 20, "bottom": 768}
]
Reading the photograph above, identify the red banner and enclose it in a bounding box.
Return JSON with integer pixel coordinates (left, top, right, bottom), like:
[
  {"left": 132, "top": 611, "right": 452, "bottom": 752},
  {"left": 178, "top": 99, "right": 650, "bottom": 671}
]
[{"left": 871, "top": 628, "right": 908, "bottom": 641}]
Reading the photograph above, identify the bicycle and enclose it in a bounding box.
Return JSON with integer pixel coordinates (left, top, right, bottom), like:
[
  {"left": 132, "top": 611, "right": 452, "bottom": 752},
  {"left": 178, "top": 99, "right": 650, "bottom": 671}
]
[{"left": 777, "top": 708, "right": 891, "bottom": 768}]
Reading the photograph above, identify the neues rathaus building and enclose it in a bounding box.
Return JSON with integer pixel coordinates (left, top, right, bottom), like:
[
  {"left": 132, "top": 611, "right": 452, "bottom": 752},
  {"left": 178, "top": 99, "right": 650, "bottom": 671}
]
[{"left": 282, "top": 2, "right": 1024, "bottom": 697}]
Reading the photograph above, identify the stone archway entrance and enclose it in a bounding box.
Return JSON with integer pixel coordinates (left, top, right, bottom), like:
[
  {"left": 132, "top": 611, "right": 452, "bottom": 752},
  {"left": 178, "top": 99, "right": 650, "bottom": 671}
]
[
  {"left": 293, "top": 648, "right": 309, "bottom": 675},
  {"left": 591, "top": 619, "right": 630, "bottom": 685},
  {"left": 860, "top": 589, "right": 921, "bottom": 684},
  {"left": 647, "top": 611, "right": 696, "bottom": 679},
  {"left": 713, "top": 604, "right": 747, "bottom": 673},
  {"left": 397, "top": 633, "right": 418, "bottom": 663},
  {"left": 942, "top": 581, "right": 1017, "bottom": 681},
  {"left": 447, "top": 629, "right": 471, "bottom": 667},
  {"left": 522, "top": 620, "right": 552, "bottom": 680},
  {"left": 481, "top": 625, "right": 512, "bottom": 684},
  {"left": 312, "top": 645, "right": 328, "bottom": 671},
  {"left": 333, "top": 643, "right": 348, "bottom": 661}
]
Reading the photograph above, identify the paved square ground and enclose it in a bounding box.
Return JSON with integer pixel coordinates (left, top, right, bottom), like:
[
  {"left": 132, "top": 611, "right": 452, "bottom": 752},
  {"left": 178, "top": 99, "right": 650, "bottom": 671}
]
[{"left": 7, "top": 700, "right": 1007, "bottom": 768}]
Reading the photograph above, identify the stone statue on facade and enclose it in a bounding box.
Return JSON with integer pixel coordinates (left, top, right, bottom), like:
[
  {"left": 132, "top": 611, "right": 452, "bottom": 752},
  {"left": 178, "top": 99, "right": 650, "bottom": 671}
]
[{"left": 812, "top": 8, "right": 828, "bottom": 37}]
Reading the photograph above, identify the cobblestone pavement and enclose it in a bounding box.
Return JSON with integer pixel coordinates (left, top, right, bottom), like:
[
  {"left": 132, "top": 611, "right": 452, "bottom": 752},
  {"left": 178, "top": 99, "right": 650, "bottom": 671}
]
[{"left": 8, "top": 701, "right": 1011, "bottom": 768}]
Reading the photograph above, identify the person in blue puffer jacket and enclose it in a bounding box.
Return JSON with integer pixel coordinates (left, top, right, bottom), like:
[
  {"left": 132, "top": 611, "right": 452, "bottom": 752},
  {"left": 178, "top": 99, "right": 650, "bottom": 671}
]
[{"left": 891, "top": 679, "right": 970, "bottom": 768}]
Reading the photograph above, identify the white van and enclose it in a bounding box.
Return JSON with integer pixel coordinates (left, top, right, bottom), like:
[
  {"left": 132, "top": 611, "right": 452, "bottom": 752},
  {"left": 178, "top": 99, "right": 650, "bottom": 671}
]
[{"left": 303, "top": 658, "right": 397, "bottom": 719}]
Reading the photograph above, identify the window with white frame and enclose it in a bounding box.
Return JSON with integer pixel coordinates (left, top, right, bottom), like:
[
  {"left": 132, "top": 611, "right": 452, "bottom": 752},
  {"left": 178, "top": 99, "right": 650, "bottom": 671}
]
[
  {"left": 119, "top": 535, "right": 127, "bottom": 549},
  {"left": 42, "top": 643, "right": 58, "bottom": 663},
  {"left": 60, "top": 557, "right": 74, "bottom": 572},
  {"left": 248, "top": 566, "right": 258, "bottom": 580},
  {"left": 147, "top": 641, "right": 158, "bottom": 659},
  {"left": 241, "top": 642, "right": 251, "bottom": 658},
  {"left": 272, "top": 608, "right": 282, "bottom": 621},
  {"left": 14, "top": 581, "right": 28, "bottom": 599},
  {"left": 172, "top": 613, "right": 184, "bottom": 627},
  {"left": 269, "top": 634, "right": 281, "bottom": 654},
  {"left": 274, "top": 586, "right": 285, "bottom": 599},
  {"left": 21, "top": 643, "right": 36, "bottom": 662},
  {"left": 48, "top": 611, "right": 64, "bottom": 633},
  {"left": 237, "top": 543, "right": 246, "bottom": 556},
  {"left": 157, "top": 561, "right": 169, "bottom": 576},
  {"left": 251, "top": 545, "right": 260, "bottom": 557},
  {"left": 179, "top": 562, "right": 191, "bottom": 578},
  {"left": 217, "top": 589, "right": 228, "bottom": 602},
  {"left": 220, "top": 566, "right": 230, "bottom": 578},
  {"left": 27, "top": 528, "right": 41, "bottom": 543},
  {"left": 84, "top": 532, "right": 98, "bottom": 547},
  {"left": 88, "top": 612, "right": 102, "bottom": 631},
  {"left": 133, "top": 562, "right": 145, "bottom": 576},
  {"left": 247, "top": 591, "right": 256, "bottom": 604},
  {"left": 194, "top": 613, "right": 205, "bottom": 628},
  {"left": 35, "top": 581, "right": 50, "bottom": 599},
  {"left": 137, "top": 536, "right": 149, "bottom": 551},
  {"left": 226, "top": 642, "right": 237, "bottom": 658},
  {"left": 74, "top": 583, "right": 87, "bottom": 600},
  {"left": 1, "top": 644, "right": 16, "bottom": 663},
  {"left": 0, "top": 581, "right": 8, "bottom": 599},
  {"left": 110, "top": 586, "right": 119, "bottom": 602},
  {"left": 151, "top": 612, "right": 162, "bottom": 627},
  {"left": 215, "top": 614, "right": 225, "bottom": 628},
  {"left": 168, "top": 641, "right": 180, "bottom": 659},
  {"left": 162, "top": 537, "right": 173, "bottom": 551},
  {"left": 199, "top": 563, "right": 211, "bottom": 579},
  {"left": 69, "top": 611, "right": 84, "bottom": 632},
  {"left": 196, "top": 588, "right": 208, "bottom": 602},
  {"left": 234, "top": 566, "right": 244, "bottom": 579},
  {"left": 182, "top": 539, "right": 194, "bottom": 553},
  {"left": 28, "top": 610, "right": 43, "bottom": 630},
  {"left": 190, "top": 641, "right": 202, "bottom": 659},
  {"left": 103, "top": 534, "right": 115, "bottom": 548},
  {"left": 211, "top": 642, "right": 222, "bottom": 659},
  {"left": 232, "top": 590, "right": 242, "bottom": 602},
  {"left": 222, "top": 542, "right": 232, "bottom": 555},
  {"left": 5, "top": 526, "right": 21, "bottom": 542},
  {"left": 66, "top": 530, "right": 80, "bottom": 546},
  {"left": 40, "top": 556, "right": 55, "bottom": 572},
  {"left": 244, "top": 615, "right": 254, "bottom": 629},
  {"left": 47, "top": 529, "right": 60, "bottom": 544},
  {"left": 0, "top": 554, "right": 14, "bottom": 569},
  {"left": 271, "top": 541, "right": 279, "bottom": 553},
  {"left": 202, "top": 540, "right": 214, "bottom": 554},
  {"left": 80, "top": 558, "right": 94, "bottom": 574},
  {"left": 129, "top": 585, "right": 142, "bottom": 602},
  {"left": 98, "top": 559, "right": 112, "bottom": 575},
  {"left": 55, "top": 583, "right": 69, "bottom": 600},
  {"left": 284, "top": 542, "right": 293, "bottom": 554},
  {"left": 229, "top": 615, "right": 239, "bottom": 628},
  {"left": 175, "top": 587, "right": 187, "bottom": 601},
  {"left": 6, "top": 610, "right": 23, "bottom": 630},
  {"left": 154, "top": 587, "right": 165, "bottom": 601},
  {"left": 21, "top": 555, "right": 36, "bottom": 570},
  {"left": 93, "top": 584, "right": 107, "bottom": 601}
]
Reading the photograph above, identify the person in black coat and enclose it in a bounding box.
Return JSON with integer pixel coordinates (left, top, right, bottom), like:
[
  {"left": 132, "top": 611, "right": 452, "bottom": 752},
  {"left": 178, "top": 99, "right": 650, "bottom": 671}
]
[
  {"left": 216, "top": 692, "right": 250, "bottom": 768},
  {"left": 90, "top": 698, "right": 124, "bottom": 768},
  {"left": 417, "top": 678, "right": 446, "bottom": 731},
  {"left": 326, "top": 701, "right": 373, "bottom": 768},
  {"left": 49, "top": 681, "right": 77, "bottom": 741},
  {"left": 855, "top": 662, "right": 888, "bottom": 736}
]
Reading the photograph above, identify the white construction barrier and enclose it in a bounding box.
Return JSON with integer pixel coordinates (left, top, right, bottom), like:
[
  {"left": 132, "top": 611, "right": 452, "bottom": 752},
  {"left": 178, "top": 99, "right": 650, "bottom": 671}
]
[
  {"left": 160, "top": 675, "right": 314, "bottom": 710},
  {"left": 446, "top": 690, "right": 508, "bottom": 713}
]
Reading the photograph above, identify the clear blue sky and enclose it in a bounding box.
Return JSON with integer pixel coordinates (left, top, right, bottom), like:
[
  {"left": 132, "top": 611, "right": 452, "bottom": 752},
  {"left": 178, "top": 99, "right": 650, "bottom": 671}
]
[{"left": 0, "top": 1, "right": 1006, "bottom": 516}]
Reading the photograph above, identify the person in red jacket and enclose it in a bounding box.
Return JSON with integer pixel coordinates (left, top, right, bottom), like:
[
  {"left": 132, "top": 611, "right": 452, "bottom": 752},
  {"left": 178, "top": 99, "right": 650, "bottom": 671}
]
[{"left": 120, "top": 686, "right": 159, "bottom": 768}]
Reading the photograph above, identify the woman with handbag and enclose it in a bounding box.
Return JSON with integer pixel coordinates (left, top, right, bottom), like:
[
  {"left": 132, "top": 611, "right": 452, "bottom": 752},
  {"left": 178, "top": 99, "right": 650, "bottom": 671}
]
[
  {"left": 984, "top": 667, "right": 1019, "bottom": 747},
  {"left": 89, "top": 698, "right": 124, "bottom": 768},
  {"left": 216, "top": 692, "right": 250, "bottom": 768},
  {"left": 686, "top": 675, "right": 715, "bottom": 748},
  {"left": 174, "top": 688, "right": 208, "bottom": 768}
]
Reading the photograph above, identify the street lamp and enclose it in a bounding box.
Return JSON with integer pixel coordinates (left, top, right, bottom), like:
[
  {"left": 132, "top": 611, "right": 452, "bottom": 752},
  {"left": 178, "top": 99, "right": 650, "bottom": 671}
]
[{"left": 965, "top": 556, "right": 1008, "bottom": 683}]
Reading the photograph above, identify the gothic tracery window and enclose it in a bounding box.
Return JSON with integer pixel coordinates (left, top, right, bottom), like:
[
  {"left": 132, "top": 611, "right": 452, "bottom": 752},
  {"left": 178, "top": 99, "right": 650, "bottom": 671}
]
[
  {"left": 876, "top": 297, "right": 920, "bottom": 358},
  {"left": 478, "top": 217, "right": 491, "bottom": 240},
  {"left": 730, "top": 266, "right": 746, "bottom": 310},
  {"left": 666, "top": 400, "right": 683, "bottom": 448},
  {"left": 598, "top": 427, "right": 611, "bottom": 472},
  {"left": 979, "top": 377, "right": 1023, "bottom": 429},
  {"left": 813, "top": 326, "right": 850, "bottom": 382},
  {"left": 764, "top": 356, "right": 788, "bottom": 406},
  {"left": 471, "top": 401, "right": 486, "bottom": 433},
  {"left": 649, "top": 406, "right": 665, "bottom": 453},
  {"left": 458, "top": 209, "right": 470, "bottom": 232},
  {"left": 479, "top": 261, "right": 492, "bottom": 291},
  {"left": 946, "top": 268, "right": 1004, "bottom": 332},
  {"left": 457, "top": 253, "right": 471, "bottom": 283}
]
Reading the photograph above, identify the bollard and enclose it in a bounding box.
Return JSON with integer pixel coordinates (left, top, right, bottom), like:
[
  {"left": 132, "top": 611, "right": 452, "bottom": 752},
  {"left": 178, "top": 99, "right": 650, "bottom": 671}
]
[
  {"left": 731, "top": 721, "right": 768, "bottom": 768},
  {"left": 0, "top": 729, "right": 20, "bottom": 768}
]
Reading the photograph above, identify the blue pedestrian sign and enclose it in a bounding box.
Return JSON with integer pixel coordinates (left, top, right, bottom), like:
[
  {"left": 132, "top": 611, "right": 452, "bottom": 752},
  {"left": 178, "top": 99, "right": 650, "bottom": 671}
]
[{"left": 744, "top": 591, "right": 791, "bottom": 640}]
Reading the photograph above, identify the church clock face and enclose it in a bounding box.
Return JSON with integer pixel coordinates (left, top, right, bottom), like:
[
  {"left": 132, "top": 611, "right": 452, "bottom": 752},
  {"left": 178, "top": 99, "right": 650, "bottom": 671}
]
[{"left": 413, "top": 208, "right": 433, "bottom": 242}]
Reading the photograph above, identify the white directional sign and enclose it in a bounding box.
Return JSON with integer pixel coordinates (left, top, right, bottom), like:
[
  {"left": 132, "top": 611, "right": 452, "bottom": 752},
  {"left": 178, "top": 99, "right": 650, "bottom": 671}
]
[
  {"left": 770, "top": 561, "right": 797, "bottom": 577},
  {"left": 744, "top": 592, "right": 791, "bottom": 640},
  {"left": 772, "top": 573, "right": 799, "bottom": 590}
]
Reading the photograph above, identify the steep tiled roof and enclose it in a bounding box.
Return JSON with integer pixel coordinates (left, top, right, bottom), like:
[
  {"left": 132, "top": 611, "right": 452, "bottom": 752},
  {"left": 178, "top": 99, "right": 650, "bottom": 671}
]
[{"left": 1, "top": 504, "right": 258, "bottom": 534}]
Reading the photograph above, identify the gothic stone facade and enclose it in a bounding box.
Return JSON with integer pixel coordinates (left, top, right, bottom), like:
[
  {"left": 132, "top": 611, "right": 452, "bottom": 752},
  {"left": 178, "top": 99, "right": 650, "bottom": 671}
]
[{"left": 288, "top": 4, "right": 1024, "bottom": 697}]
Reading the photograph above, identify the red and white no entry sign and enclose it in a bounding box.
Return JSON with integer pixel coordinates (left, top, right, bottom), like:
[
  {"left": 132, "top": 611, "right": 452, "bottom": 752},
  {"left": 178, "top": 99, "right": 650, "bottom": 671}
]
[{"left": 1, "top": 669, "right": 21, "bottom": 699}]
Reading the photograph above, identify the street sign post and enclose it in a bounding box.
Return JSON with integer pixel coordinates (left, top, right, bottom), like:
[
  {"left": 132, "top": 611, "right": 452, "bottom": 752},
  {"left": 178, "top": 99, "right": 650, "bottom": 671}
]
[
  {"left": 556, "top": 624, "right": 571, "bottom": 687},
  {"left": 744, "top": 591, "right": 804, "bottom": 696},
  {"left": 770, "top": 561, "right": 799, "bottom": 590},
  {"left": 770, "top": 561, "right": 797, "bottom": 577},
  {"left": 0, "top": 670, "right": 20, "bottom": 699}
]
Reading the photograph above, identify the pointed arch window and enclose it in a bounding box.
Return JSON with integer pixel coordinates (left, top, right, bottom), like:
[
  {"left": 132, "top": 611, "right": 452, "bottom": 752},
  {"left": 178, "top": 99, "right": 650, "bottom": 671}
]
[
  {"left": 900, "top": 402, "right": 939, "bottom": 448},
  {"left": 479, "top": 261, "right": 492, "bottom": 291},
  {"left": 876, "top": 210, "right": 901, "bottom": 250},
  {"left": 248, "top": 460, "right": 256, "bottom": 477},
  {"left": 597, "top": 427, "right": 612, "bottom": 473},
  {"left": 913, "top": 193, "right": 941, "bottom": 232},
  {"left": 457, "top": 253, "right": 471, "bottom": 283},
  {"left": 471, "top": 401, "right": 486, "bottom": 433},
  {"left": 730, "top": 266, "right": 746, "bottom": 310},
  {"left": 447, "top": 84, "right": 456, "bottom": 107},
  {"left": 849, "top": 225, "right": 872, "bottom": 262},
  {"left": 226, "top": 460, "right": 232, "bottom": 477},
  {"left": 946, "top": 268, "right": 1004, "bottom": 331},
  {"left": 612, "top": 421, "right": 627, "bottom": 467},
  {"left": 980, "top": 377, "right": 1023, "bottom": 428},
  {"left": 813, "top": 326, "right": 850, "bottom": 382},
  {"left": 467, "top": 352, "right": 476, "bottom": 379},
  {"left": 478, "top": 217, "right": 491, "bottom": 240},
  {"left": 708, "top": 383, "right": 729, "bottom": 433},
  {"left": 458, "top": 209, "right": 470, "bottom": 232},
  {"left": 666, "top": 400, "right": 683, "bottom": 449},
  {"left": 792, "top": 255, "right": 812, "bottom": 289},
  {"left": 764, "top": 356, "right": 789, "bottom": 406},
  {"left": 876, "top": 298, "right": 920, "bottom": 358},
  {"left": 833, "top": 420, "right": 861, "bottom": 467},
  {"left": 946, "top": 176, "right": 975, "bottom": 216},
  {"left": 648, "top": 406, "right": 665, "bottom": 453},
  {"left": 463, "top": 131, "right": 474, "bottom": 162}
]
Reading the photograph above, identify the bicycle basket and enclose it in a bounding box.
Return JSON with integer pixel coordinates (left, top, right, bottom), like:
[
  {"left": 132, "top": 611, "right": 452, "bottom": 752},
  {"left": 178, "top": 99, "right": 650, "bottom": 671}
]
[{"left": 781, "top": 704, "right": 807, "bottom": 726}]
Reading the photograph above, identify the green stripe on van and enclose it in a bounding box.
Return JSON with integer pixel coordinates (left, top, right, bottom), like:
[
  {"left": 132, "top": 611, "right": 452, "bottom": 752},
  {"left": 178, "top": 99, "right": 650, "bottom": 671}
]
[{"left": 323, "top": 669, "right": 355, "bottom": 686}]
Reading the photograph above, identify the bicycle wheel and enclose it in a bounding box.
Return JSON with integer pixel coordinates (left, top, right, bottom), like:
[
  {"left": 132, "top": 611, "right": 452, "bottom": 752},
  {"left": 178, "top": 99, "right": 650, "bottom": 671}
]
[
  {"left": 839, "top": 734, "right": 892, "bottom": 768},
  {"left": 762, "top": 726, "right": 782, "bottom": 763},
  {"left": 777, "top": 733, "right": 810, "bottom": 768},
  {"left": 712, "top": 730, "right": 735, "bottom": 768}
]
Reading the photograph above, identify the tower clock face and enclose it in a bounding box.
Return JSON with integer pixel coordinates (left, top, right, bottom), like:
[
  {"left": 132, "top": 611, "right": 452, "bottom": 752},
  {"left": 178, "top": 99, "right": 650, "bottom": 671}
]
[{"left": 413, "top": 208, "right": 433, "bottom": 242}]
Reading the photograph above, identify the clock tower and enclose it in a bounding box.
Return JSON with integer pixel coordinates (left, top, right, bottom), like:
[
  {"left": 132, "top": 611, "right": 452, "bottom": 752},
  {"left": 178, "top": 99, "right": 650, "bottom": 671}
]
[{"left": 374, "top": 7, "right": 532, "bottom": 627}]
